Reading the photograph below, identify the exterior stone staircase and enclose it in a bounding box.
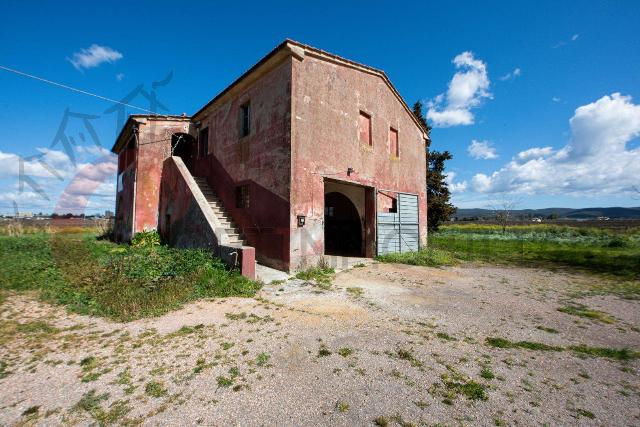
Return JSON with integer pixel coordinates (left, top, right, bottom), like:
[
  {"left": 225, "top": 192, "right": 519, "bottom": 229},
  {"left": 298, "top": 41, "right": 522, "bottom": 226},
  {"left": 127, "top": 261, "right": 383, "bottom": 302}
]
[{"left": 192, "top": 176, "right": 247, "bottom": 246}]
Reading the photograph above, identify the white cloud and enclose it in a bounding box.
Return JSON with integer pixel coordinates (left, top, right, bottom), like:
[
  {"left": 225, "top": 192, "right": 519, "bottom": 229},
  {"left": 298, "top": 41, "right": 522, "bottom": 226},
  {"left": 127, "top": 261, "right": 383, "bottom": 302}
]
[
  {"left": 516, "top": 147, "right": 553, "bottom": 160},
  {"left": 69, "top": 44, "right": 123, "bottom": 70},
  {"left": 552, "top": 96, "right": 562, "bottom": 103},
  {"left": 499, "top": 68, "right": 521, "bottom": 81},
  {"left": 0, "top": 146, "right": 117, "bottom": 214},
  {"left": 468, "top": 140, "right": 498, "bottom": 160},
  {"left": 471, "top": 93, "right": 640, "bottom": 196},
  {"left": 427, "top": 51, "right": 492, "bottom": 127},
  {"left": 553, "top": 33, "right": 580, "bottom": 49},
  {"left": 116, "top": 73, "right": 125, "bottom": 81},
  {"left": 445, "top": 172, "right": 468, "bottom": 193},
  {"left": 0, "top": 148, "right": 74, "bottom": 180}
]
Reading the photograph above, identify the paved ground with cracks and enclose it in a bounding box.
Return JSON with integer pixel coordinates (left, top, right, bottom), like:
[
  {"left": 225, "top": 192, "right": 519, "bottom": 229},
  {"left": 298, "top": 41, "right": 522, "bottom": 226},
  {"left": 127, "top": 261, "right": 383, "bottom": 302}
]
[{"left": 1, "top": 262, "right": 638, "bottom": 426}]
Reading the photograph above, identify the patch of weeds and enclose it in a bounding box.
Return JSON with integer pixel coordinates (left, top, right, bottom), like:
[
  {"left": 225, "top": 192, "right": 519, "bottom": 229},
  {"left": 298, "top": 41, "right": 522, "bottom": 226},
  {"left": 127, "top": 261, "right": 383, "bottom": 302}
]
[
  {"left": 0, "top": 360, "right": 10, "bottom": 379},
  {"left": 149, "top": 365, "right": 166, "bottom": 376},
  {"left": 374, "top": 416, "right": 390, "bottom": 427},
  {"left": 145, "top": 380, "right": 167, "bottom": 398},
  {"left": 480, "top": 367, "right": 495, "bottom": 380},
  {"left": 80, "top": 356, "right": 99, "bottom": 371},
  {"left": 336, "top": 401, "right": 349, "bottom": 412},
  {"left": 337, "top": 347, "right": 353, "bottom": 357},
  {"left": 485, "top": 337, "right": 562, "bottom": 351},
  {"left": 295, "top": 266, "right": 335, "bottom": 289},
  {"left": 353, "top": 263, "right": 367, "bottom": 268},
  {"left": 172, "top": 324, "right": 205, "bottom": 336},
  {"left": 395, "top": 348, "right": 423, "bottom": 367},
  {"left": 16, "top": 321, "right": 58, "bottom": 335},
  {"left": 575, "top": 408, "right": 595, "bottom": 419},
  {"left": 569, "top": 345, "right": 638, "bottom": 361},
  {"left": 22, "top": 406, "right": 39, "bottom": 416},
  {"left": 93, "top": 400, "right": 132, "bottom": 425},
  {"left": 436, "top": 332, "right": 457, "bottom": 341},
  {"left": 390, "top": 368, "right": 416, "bottom": 387},
  {"left": 246, "top": 313, "right": 274, "bottom": 324},
  {"left": 115, "top": 369, "right": 136, "bottom": 394},
  {"left": 217, "top": 376, "right": 233, "bottom": 387},
  {"left": 270, "top": 279, "right": 285, "bottom": 286},
  {"left": 375, "top": 247, "right": 456, "bottom": 267},
  {"left": 228, "top": 366, "right": 240, "bottom": 378},
  {"left": 558, "top": 304, "right": 615, "bottom": 324},
  {"left": 225, "top": 312, "right": 247, "bottom": 321},
  {"left": 389, "top": 413, "right": 418, "bottom": 427},
  {"left": 79, "top": 355, "right": 102, "bottom": 382},
  {"left": 81, "top": 372, "right": 102, "bottom": 382},
  {"left": 414, "top": 400, "right": 429, "bottom": 409},
  {"left": 74, "top": 389, "right": 109, "bottom": 413},
  {"left": 346, "top": 287, "right": 364, "bottom": 297},
  {"left": 429, "top": 369, "right": 488, "bottom": 403},
  {"left": 256, "top": 352, "right": 270, "bottom": 367},
  {"left": 536, "top": 326, "right": 559, "bottom": 334},
  {"left": 220, "top": 342, "right": 234, "bottom": 350},
  {"left": 318, "top": 345, "right": 332, "bottom": 357},
  {"left": 194, "top": 357, "right": 213, "bottom": 374}
]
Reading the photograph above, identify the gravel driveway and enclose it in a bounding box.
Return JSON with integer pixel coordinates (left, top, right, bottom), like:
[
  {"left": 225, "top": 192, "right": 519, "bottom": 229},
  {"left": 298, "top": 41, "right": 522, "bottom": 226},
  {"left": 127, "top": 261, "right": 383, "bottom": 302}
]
[{"left": 1, "top": 262, "right": 638, "bottom": 426}]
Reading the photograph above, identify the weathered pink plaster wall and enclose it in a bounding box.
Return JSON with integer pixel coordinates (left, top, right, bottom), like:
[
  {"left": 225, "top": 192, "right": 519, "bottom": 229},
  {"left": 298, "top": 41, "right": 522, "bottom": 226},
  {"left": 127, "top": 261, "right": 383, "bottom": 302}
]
[
  {"left": 290, "top": 54, "right": 428, "bottom": 269},
  {"left": 133, "top": 119, "right": 192, "bottom": 233},
  {"left": 192, "top": 59, "right": 292, "bottom": 270}
]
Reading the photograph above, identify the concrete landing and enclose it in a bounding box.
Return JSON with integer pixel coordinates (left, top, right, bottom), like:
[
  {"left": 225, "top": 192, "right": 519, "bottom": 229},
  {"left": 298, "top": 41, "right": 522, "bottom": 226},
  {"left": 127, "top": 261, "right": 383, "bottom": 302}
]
[
  {"left": 256, "top": 263, "right": 291, "bottom": 284},
  {"left": 322, "top": 256, "right": 374, "bottom": 272}
]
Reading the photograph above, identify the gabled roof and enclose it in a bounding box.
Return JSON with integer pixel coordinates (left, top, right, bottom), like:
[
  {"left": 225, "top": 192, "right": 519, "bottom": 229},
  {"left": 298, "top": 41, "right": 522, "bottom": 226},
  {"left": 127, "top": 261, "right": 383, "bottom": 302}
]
[
  {"left": 193, "top": 39, "right": 429, "bottom": 139},
  {"left": 112, "top": 40, "right": 429, "bottom": 154}
]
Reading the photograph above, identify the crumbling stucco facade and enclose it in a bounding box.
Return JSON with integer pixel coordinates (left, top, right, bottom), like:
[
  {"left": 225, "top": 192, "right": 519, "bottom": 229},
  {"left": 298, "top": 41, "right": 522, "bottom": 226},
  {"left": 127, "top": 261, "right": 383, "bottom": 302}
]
[{"left": 112, "top": 40, "right": 429, "bottom": 273}]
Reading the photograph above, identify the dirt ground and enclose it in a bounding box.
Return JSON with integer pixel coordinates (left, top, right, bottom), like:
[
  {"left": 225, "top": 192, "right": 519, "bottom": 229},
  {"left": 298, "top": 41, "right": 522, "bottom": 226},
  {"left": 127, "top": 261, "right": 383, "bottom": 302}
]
[{"left": 1, "top": 262, "right": 639, "bottom": 426}]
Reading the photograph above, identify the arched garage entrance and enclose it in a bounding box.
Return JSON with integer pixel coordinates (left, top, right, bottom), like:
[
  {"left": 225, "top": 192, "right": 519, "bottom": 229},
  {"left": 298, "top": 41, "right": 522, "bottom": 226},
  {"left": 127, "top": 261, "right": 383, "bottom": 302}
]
[{"left": 324, "top": 190, "right": 365, "bottom": 257}]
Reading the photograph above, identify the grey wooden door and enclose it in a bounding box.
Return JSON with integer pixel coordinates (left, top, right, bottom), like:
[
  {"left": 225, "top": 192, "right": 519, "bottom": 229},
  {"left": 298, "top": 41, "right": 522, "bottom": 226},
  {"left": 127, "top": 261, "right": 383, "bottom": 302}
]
[{"left": 376, "top": 193, "right": 419, "bottom": 254}]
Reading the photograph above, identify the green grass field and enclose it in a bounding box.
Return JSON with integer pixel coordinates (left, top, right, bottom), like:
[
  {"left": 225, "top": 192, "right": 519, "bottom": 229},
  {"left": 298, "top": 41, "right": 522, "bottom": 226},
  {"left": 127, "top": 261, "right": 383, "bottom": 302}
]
[
  {"left": 377, "top": 223, "right": 640, "bottom": 281},
  {"left": 0, "top": 232, "right": 260, "bottom": 321}
]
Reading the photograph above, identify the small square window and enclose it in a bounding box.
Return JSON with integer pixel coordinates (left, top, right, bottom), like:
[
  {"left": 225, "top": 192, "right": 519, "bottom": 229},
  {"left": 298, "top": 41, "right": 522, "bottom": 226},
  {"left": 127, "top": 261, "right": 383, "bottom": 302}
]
[
  {"left": 240, "top": 102, "right": 251, "bottom": 137},
  {"left": 198, "top": 127, "right": 209, "bottom": 157},
  {"left": 389, "top": 127, "right": 399, "bottom": 158},
  {"left": 359, "top": 111, "right": 372, "bottom": 146},
  {"left": 236, "top": 184, "right": 250, "bottom": 208}
]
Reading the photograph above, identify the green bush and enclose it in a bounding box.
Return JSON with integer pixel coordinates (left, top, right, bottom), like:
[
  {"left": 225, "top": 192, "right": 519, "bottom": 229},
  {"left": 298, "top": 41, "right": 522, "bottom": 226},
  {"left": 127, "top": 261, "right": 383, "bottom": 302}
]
[{"left": 131, "top": 230, "right": 161, "bottom": 248}]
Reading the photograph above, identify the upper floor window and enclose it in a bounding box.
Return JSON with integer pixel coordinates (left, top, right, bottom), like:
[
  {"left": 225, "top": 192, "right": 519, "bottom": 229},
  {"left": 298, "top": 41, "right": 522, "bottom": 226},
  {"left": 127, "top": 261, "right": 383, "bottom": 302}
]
[
  {"left": 389, "top": 127, "right": 399, "bottom": 158},
  {"left": 240, "top": 102, "right": 251, "bottom": 137},
  {"left": 198, "top": 127, "right": 209, "bottom": 157},
  {"left": 359, "top": 111, "right": 372, "bottom": 146}
]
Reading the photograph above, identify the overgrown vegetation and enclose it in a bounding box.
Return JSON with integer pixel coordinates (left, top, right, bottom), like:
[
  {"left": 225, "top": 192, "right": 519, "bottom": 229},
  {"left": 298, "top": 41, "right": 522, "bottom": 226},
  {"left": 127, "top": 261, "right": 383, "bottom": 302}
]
[
  {"left": 0, "top": 232, "right": 260, "bottom": 321},
  {"left": 295, "top": 266, "right": 335, "bottom": 289},
  {"left": 557, "top": 304, "right": 615, "bottom": 323},
  {"left": 430, "top": 224, "right": 640, "bottom": 279},
  {"left": 375, "top": 247, "right": 456, "bottom": 267},
  {"left": 486, "top": 337, "right": 638, "bottom": 361},
  {"left": 485, "top": 337, "right": 563, "bottom": 351}
]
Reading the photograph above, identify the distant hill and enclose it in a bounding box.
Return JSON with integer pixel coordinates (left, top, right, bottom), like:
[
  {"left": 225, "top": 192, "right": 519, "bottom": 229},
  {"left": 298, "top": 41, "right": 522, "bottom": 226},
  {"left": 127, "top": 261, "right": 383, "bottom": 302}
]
[{"left": 454, "top": 207, "right": 640, "bottom": 220}]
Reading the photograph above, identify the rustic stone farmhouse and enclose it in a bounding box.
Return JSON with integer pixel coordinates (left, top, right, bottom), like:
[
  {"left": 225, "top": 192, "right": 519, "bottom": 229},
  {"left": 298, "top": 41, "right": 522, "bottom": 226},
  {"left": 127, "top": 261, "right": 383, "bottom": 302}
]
[{"left": 111, "top": 40, "right": 429, "bottom": 278}]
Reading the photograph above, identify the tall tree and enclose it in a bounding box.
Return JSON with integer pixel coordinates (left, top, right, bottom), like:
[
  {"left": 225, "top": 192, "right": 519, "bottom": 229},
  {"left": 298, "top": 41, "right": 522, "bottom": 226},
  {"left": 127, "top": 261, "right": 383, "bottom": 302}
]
[{"left": 412, "top": 101, "right": 455, "bottom": 231}]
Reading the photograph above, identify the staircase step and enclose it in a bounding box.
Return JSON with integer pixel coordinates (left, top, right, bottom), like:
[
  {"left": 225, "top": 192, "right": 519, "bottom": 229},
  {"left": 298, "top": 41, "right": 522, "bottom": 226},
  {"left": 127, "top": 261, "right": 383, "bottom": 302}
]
[{"left": 192, "top": 178, "right": 246, "bottom": 246}]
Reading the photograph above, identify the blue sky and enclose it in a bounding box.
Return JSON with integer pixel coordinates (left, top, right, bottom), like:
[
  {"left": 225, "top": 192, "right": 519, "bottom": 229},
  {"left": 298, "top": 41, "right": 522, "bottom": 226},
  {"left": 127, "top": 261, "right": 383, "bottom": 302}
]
[{"left": 1, "top": 1, "right": 639, "bottom": 214}]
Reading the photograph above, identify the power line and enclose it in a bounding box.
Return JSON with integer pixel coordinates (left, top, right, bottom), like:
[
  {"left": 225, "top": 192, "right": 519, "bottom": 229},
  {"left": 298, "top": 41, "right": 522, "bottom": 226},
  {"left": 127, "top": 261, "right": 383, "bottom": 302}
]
[{"left": 0, "top": 64, "right": 159, "bottom": 113}]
